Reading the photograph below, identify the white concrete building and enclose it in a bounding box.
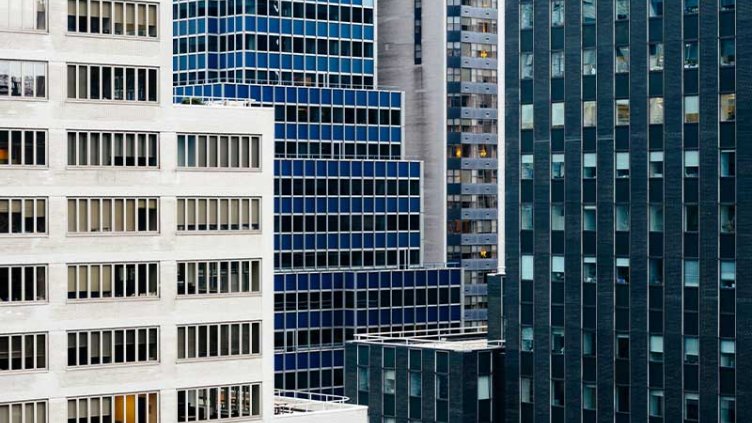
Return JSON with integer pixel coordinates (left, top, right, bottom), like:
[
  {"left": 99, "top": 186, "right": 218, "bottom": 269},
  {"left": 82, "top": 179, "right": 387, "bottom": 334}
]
[{"left": 0, "top": 1, "right": 275, "bottom": 422}]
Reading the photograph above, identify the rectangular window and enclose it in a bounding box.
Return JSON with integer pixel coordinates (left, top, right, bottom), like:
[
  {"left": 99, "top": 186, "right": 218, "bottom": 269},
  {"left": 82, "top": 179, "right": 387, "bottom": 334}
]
[
  {"left": 720, "top": 38, "right": 735, "bottom": 67},
  {"left": 649, "top": 259, "right": 663, "bottom": 285},
  {"left": 684, "top": 260, "right": 699, "bottom": 287},
  {"left": 684, "top": 205, "right": 699, "bottom": 232},
  {"left": 582, "top": 0, "right": 595, "bottom": 23},
  {"left": 521, "top": 326, "right": 533, "bottom": 351},
  {"left": 650, "top": 152, "right": 664, "bottom": 177},
  {"left": 616, "top": 258, "right": 630, "bottom": 284},
  {"left": 177, "top": 197, "right": 261, "bottom": 232},
  {"left": 583, "top": 384, "right": 596, "bottom": 410},
  {"left": 684, "top": 0, "right": 698, "bottom": 13},
  {"left": 67, "top": 392, "right": 158, "bottom": 423},
  {"left": 720, "top": 204, "right": 735, "bottom": 233},
  {"left": 551, "top": 204, "right": 564, "bottom": 230},
  {"left": 0, "top": 264, "right": 47, "bottom": 303},
  {"left": 615, "top": 205, "right": 629, "bottom": 232},
  {"left": 583, "top": 206, "right": 596, "bottom": 231},
  {"left": 615, "top": 46, "right": 630, "bottom": 73},
  {"left": 521, "top": 255, "right": 534, "bottom": 280},
  {"left": 720, "top": 0, "right": 735, "bottom": 11},
  {"left": 720, "top": 339, "right": 735, "bottom": 368},
  {"left": 583, "top": 153, "right": 596, "bottom": 178},
  {"left": 520, "top": 2, "right": 532, "bottom": 29},
  {"left": 67, "top": 327, "right": 158, "bottom": 367},
  {"left": 177, "top": 383, "right": 261, "bottom": 422},
  {"left": 649, "top": 0, "right": 663, "bottom": 16},
  {"left": 649, "top": 390, "right": 664, "bottom": 417},
  {"left": 177, "top": 321, "right": 260, "bottom": 360},
  {"left": 615, "top": 0, "right": 629, "bottom": 19},
  {"left": 685, "top": 394, "right": 699, "bottom": 420},
  {"left": 0, "top": 400, "right": 47, "bottom": 423},
  {"left": 583, "top": 258, "right": 596, "bottom": 283},
  {"left": 520, "top": 53, "right": 533, "bottom": 79},
  {"left": 551, "top": 1, "right": 564, "bottom": 26},
  {"left": 177, "top": 259, "right": 261, "bottom": 296},
  {"left": 720, "top": 261, "right": 735, "bottom": 289},
  {"left": 684, "top": 337, "right": 699, "bottom": 363},
  {"left": 0, "top": 0, "right": 47, "bottom": 31},
  {"left": 684, "top": 151, "right": 699, "bottom": 177},
  {"left": 0, "top": 129, "right": 46, "bottom": 166},
  {"left": 0, "top": 332, "right": 46, "bottom": 371},
  {"left": 649, "top": 98, "right": 664, "bottom": 124},
  {"left": 649, "top": 335, "right": 664, "bottom": 362},
  {"left": 615, "top": 99, "right": 630, "bottom": 126},
  {"left": 649, "top": 205, "right": 663, "bottom": 232},
  {"left": 67, "top": 131, "right": 158, "bottom": 167},
  {"left": 67, "top": 63, "right": 158, "bottom": 103},
  {"left": 0, "top": 197, "right": 46, "bottom": 235},
  {"left": 649, "top": 43, "right": 664, "bottom": 70},
  {"left": 67, "top": 0, "right": 157, "bottom": 37},
  {"left": 720, "top": 94, "right": 735, "bottom": 122},
  {"left": 521, "top": 104, "right": 534, "bottom": 129},
  {"left": 520, "top": 154, "right": 534, "bottom": 179},
  {"left": 0, "top": 60, "right": 46, "bottom": 98},
  {"left": 551, "top": 52, "right": 564, "bottom": 78},
  {"left": 551, "top": 154, "right": 564, "bottom": 178},
  {"left": 67, "top": 197, "right": 158, "bottom": 233},
  {"left": 684, "top": 42, "right": 699, "bottom": 69},
  {"left": 67, "top": 262, "right": 158, "bottom": 300},
  {"left": 582, "top": 49, "right": 596, "bottom": 75},
  {"left": 177, "top": 134, "right": 260, "bottom": 170},
  {"left": 520, "top": 204, "right": 533, "bottom": 230},
  {"left": 520, "top": 378, "right": 533, "bottom": 403},
  {"left": 720, "top": 397, "right": 736, "bottom": 423},
  {"left": 583, "top": 101, "right": 596, "bottom": 127},
  {"left": 616, "top": 152, "right": 630, "bottom": 178},
  {"left": 551, "top": 103, "right": 565, "bottom": 128}
]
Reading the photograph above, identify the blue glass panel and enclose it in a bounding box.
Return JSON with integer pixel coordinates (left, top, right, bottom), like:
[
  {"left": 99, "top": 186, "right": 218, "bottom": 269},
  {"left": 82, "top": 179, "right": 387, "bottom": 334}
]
[
  {"left": 316, "top": 234, "right": 326, "bottom": 249},
  {"left": 281, "top": 235, "right": 291, "bottom": 250},
  {"left": 280, "top": 198, "right": 292, "bottom": 213},
  {"left": 328, "top": 23, "right": 338, "bottom": 37},
  {"left": 368, "top": 310, "right": 378, "bottom": 326},
  {"left": 285, "top": 124, "right": 296, "bottom": 139},
  {"left": 292, "top": 160, "right": 304, "bottom": 175},
  {"left": 345, "top": 312, "right": 354, "bottom": 326},
  {"left": 309, "top": 351, "right": 320, "bottom": 368},
  {"left": 321, "top": 125, "right": 331, "bottom": 139},
  {"left": 281, "top": 18, "right": 292, "bottom": 33},
  {"left": 250, "top": 85, "right": 262, "bottom": 102},
  {"left": 353, "top": 60, "right": 362, "bottom": 73},
  {"left": 269, "top": 18, "right": 280, "bottom": 32},
  {"left": 262, "top": 85, "right": 274, "bottom": 102},
  {"left": 305, "top": 55, "right": 316, "bottom": 71},
  {"left": 297, "top": 124, "right": 308, "bottom": 139},
  {"left": 345, "top": 90, "right": 355, "bottom": 105},
  {"left": 404, "top": 308, "right": 414, "bottom": 324},
  {"left": 322, "top": 310, "right": 332, "bottom": 326},
  {"left": 293, "top": 198, "right": 304, "bottom": 213},
  {"left": 416, "top": 307, "right": 427, "bottom": 323},
  {"left": 293, "top": 54, "right": 304, "bottom": 70},
  {"left": 305, "top": 234, "right": 315, "bottom": 249},
  {"left": 380, "top": 127, "right": 390, "bottom": 141},
  {"left": 333, "top": 89, "right": 344, "bottom": 105},
  {"left": 285, "top": 313, "right": 296, "bottom": 329},
  {"left": 305, "top": 20, "right": 316, "bottom": 35},
  {"left": 275, "top": 354, "right": 283, "bottom": 371},
  {"left": 345, "top": 125, "right": 355, "bottom": 141},
  {"left": 305, "top": 198, "right": 315, "bottom": 213},
  {"left": 352, "top": 24, "right": 362, "bottom": 38},
  {"left": 344, "top": 273, "right": 355, "bottom": 289},
  {"left": 391, "top": 127, "right": 402, "bottom": 141},
  {"left": 334, "top": 310, "right": 344, "bottom": 326},
  {"left": 297, "top": 353, "right": 308, "bottom": 369},
  {"left": 356, "top": 126, "right": 367, "bottom": 141},
  {"left": 380, "top": 309, "right": 390, "bottom": 325},
  {"left": 297, "top": 274, "right": 308, "bottom": 290},
  {"left": 310, "top": 311, "right": 320, "bottom": 327},
  {"left": 317, "top": 21, "right": 327, "bottom": 36},
  {"left": 293, "top": 19, "right": 304, "bottom": 35},
  {"left": 374, "top": 234, "right": 384, "bottom": 248},
  {"left": 328, "top": 234, "right": 338, "bottom": 248},
  {"left": 399, "top": 232, "right": 409, "bottom": 247},
  {"left": 275, "top": 313, "right": 284, "bottom": 329},
  {"left": 363, "top": 233, "right": 373, "bottom": 248},
  {"left": 368, "top": 127, "right": 378, "bottom": 141},
  {"left": 385, "top": 198, "right": 395, "bottom": 212},
  {"left": 333, "top": 125, "right": 344, "bottom": 140},
  {"left": 328, "top": 198, "right": 338, "bottom": 213},
  {"left": 245, "top": 16, "right": 255, "bottom": 31},
  {"left": 391, "top": 309, "right": 402, "bottom": 324},
  {"left": 322, "top": 273, "right": 332, "bottom": 289},
  {"left": 363, "top": 198, "right": 373, "bottom": 212},
  {"left": 322, "top": 89, "right": 332, "bottom": 104},
  {"left": 386, "top": 233, "right": 397, "bottom": 247},
  {"left": 297, "top": 312, "right": 308, "bottom": 327},
  {"left": 258, "top": 17, "right": 267, "bottom": 32},
  {"left": 339, "top": 234, "right": 349, "bottom": 249},
  {"left": 292, "top": 234, "right": 303, "bottom": 250},
  {"left": 341, "top": 23, "right": 351, "bottom": 38},
  {"left": 316, "top": 198, "right": 326, "bottom": 213},
  {"left": 341, "top": 58, "right": 351, "bottom": 73},
  {"left": 285, "top": 354, "right": 296, "bottom": 370},
  {"left": 281, "top": 54, "right": 292, "bottom": 69}
]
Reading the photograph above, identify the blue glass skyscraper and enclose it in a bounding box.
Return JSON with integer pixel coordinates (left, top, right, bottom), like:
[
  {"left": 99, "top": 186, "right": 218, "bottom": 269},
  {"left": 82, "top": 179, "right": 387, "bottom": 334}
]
[{"left": 172, "top": 0, "right": 463, "bottom": 394}]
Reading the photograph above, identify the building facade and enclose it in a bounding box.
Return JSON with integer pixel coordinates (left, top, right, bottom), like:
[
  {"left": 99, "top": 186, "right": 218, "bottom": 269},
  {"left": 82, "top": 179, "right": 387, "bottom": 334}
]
[
  {"left": 344, "top": 327, "right": 505, "bottom": 422},
  {"left": 504, "top": 0, "right": 745, "bottom": 422},
  {"left": 0, "top": 0, "right": 275, "bottom": 421},
  {"left": 379, "top": 0, "right": 501, "bottom": 324},
  {"left": 172, "top": 0, "right": 464, "bottom": 395}
]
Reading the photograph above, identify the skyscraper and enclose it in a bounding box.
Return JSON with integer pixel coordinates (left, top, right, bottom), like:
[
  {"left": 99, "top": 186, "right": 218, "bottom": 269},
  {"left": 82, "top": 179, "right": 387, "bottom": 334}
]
[
  {"left": 379, "top": 0, "right": 501, "bottom": 324},
  {"left": 0, "top": 0, "right": 274, "bottom": 420},
  {"left": 172, "top": 0, "right": 463, "bottom": 395},
  {"left": 504, "top": 0, "right": 744, "bottom": 421}
]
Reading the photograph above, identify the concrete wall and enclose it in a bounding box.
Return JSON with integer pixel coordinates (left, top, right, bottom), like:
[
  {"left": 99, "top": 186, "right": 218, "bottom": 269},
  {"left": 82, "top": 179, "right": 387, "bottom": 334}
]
[{"left": 0, "top": 1, "right": 276, "bottom": 421}]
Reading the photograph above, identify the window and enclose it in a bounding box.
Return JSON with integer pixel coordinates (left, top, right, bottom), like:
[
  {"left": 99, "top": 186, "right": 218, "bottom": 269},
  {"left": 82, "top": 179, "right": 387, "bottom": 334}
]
[
  {"left": 684, "top": 151, "right": 699, "bottom": 177},
  {"left": 583, "top": 153, "right": 596, "bottom": 178},
  {"left": 720, "top": 205, "right": 735, "bottom": 233},
  {"left": 384, "top": 369, "right": 396, "bottom": 394},
  {"left": 0, "top": 400, "right": 47, "bottom": 423},
  {"left": 521, "top": 154, "right": 534, "bottom": 179},
  {"left": 520, "top": 53, "right": 533, "bottom": 79},
  {"left": 0, "top": 197, "right": 46, "bottom": 235},
  {"left": 551, "top": 256, "right": 564, "bottom": 283},
  {"left": 720, "top": 261, "right": 735, "bottom": 289},
  {"left": 720, "top": 151, "right": 735, "bottom": 177},
  {"left": 551, "top": 205, "right": 564, "bottom": 230},
  {"left": 720, "top": 339, "right": 735, "bottom": 368},
  {"left": 649, "top": 335, "right": 664, "bottom": 362},
  {"left": 551, "top": 154, "right": 564, "bottom": 179},
  {"left": 68, "top": 0, "right": 158, "bottom": 38},
  {"left": 583, "top": 206, "right": 596, "bottom": 231},
  {"left": 521, "top": 255, "right": 534, "bottom": 280},
  {"left": 615, "top": 99, "right": 630, "bottom": 125},
  {"left": 0, "top": 0, "right": 46, "bottom": 31},
  {"left": 67, "top": 327, "right": 158, "bottom": 367},
  {"left": 649, "top": 43, "right": 664, "bottom": 70},
  {"left": 649, "top": 98, "right": 664, "bottom": 124},
  {"left": 520, "top": 3, "right": 533, "bottom": 29},
  {"left": 684, "top": 42, "right": 699, "bottom": 69},
  {"left": 520, "top": 377, "right": 533, "bottom": 403},
  {"left": 615, "top": 386, "right": 630, "bottom": 413},
  {"left": 720, "top": 397, "right": 736, "bottom": 423},
  {"left": 649, "top": 259, "right": 663, "bottom": 285},
  {"left": 582, "top": 331, "right": 595, "bottom": 356},
  {"left": 720, "top": 94, "right": 735, "bottom": 122},
  {"left": 685, "top": 205, "right": 699, "bottom": 232},
  {"left": 583, "top": 384, "right": 596, "bottom": 410},
  {"left": 583, "top": 101, "right": 597, "bottom": 127},
  {"left": 177, "top": 197, "right": 260, "bottom": 232},
  {"left": 67, "top": 131, "right": 158, "bottom": 167},
  {"left": 0, "top": 332, "right": 46, "bottom": 371},
  {"left": 582, "top": 0, "right": 595, "bottom": 23},
  {"left": 551, "top": 52, "right": 564, "bottom": 78},
  {"left": 615, "top": 205, "right": 629, "bottom": 232},
  {"left": 616, "top": 334, "right": 629, "bottom": 359},
  {"left": 0, "top": 129, "right": 46, "bottom": 166},
  {"left": 177, "top": 321, "right": 261, "bottom": 360},
  {"left": 178, "top": 134, "right": 261, "bottom": 170},
  {"left": 551, "top": 380, "right": 564, "bottom": 406},
  {"left": 649, "top": 390, "right": 664, "bottom": 417},
  {"left": 68, "top": 392, "right": 158, "bottom": 423},
  {"left": 649, "top": 152, "right": 664, "bottom": 177},
  {"left": 615, "top": 46, "right": 630, "bottom": 73},
  {"left": 551, "top": 1, "right": 564, "bottom": 26},
  {"left": 551, "top": 103, "right": 565, "bottom": 128},
  {"left": 66, "top": 63, "right": 158, "bottom": 102},
  {"left": 583, "top": 258, "right": 596, "bottom": 283},
  {"left": 685, "top": 393, "right": 699, "bottom": 421},
  {"left": 67, "top": 197, "right": 158, "bottom": 233},
  {"left": 720, "top": 39, "right": 735, "bottom": 67},
  {"left": 684, "top": 0, "right": 698, "bottom": 14},
  {"left": 178, "top": 259, "right": 260, "bottom": 296},
  {"left": 615, "top": 0, "right": 629, "bottom": 19},
  {"left": 521, "top": 104, "right": 534, "bottom": 129},
  {"left": 520, "top": 204, "right": 533, "bottom": 230},
  {"left": 649, "top": 205, "right": 663, "bottom": 232},
  {"left": 684, "top": 260, "right": 699, "bottom": 287},
  {"left": 616, "top": 258, "right": 630, "bottom": 285},
  {"left": 582, "top": 49, "right": 596, "bottom": 75},
  {"left": 649, "top": 0, "right": 663, "bottom": 17},
  {"left": 0, "top": 265, "right": 46, "bottom": 304},
  {"left": 0, "top": 60, "right": 46, "bottom": 98},
  {"left": 684, "top": 336, "right": 699, "bottom": 363},
  {"left": 720, "top": 0, "right": 735, "bottom": 11},
  {"left": 551, "top": 327, "right": 564, "bottom": 353},
  {"left": 177, "top": 383, "right": 261, "bottom": 422},
  {"left": 67, "top": 262, "right": 158, "bottom": 300},
  {"left": 616, "top": 152, "right": 630, "bottom": 178},
  {"left": 521, "top": 326, "right": 533, "bottom": 351},
  {"left": 478, "top": 375, "right": 491, "bottom": 400}
]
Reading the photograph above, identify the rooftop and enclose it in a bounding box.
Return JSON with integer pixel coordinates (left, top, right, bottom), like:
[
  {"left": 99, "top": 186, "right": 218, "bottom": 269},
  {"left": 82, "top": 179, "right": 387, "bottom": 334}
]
[
  {"left": 353, "top": 326, "right": 504, "bottom": 352},
  {"left": 274, "top": 390, "right": 367, "bottom": 419}
]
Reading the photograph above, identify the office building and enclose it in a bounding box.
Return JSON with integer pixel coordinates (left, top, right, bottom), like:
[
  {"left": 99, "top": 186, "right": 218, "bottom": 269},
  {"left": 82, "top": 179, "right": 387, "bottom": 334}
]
[
  {"left": 345, "top": 326, "right": 505, "bottom": 422},
  {"left": 504, "top": 0, "right": 744, "bottom": 422},
  {"left": 172, "top": 0, "right": 464, "bottom": 395},
  {"left": 1, "top": 0, "right": 275, "bottom": 421},
  {"left": 379, "top": 0, "right": 501, "bottom": 324}
]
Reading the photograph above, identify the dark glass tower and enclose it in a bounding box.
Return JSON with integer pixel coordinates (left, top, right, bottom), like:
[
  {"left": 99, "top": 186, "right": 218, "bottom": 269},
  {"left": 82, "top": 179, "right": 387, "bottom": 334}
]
[
  {"left": 172, "top": 0, "right": 463, "bottom": 395},
  {"left": 504, "top": 0, "right": 746, "bottom": 422}
]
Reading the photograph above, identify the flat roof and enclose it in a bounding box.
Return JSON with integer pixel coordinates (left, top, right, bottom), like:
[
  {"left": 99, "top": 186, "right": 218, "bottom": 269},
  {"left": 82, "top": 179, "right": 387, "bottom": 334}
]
[{"left": 353, "top": 326, "right": 505, "bottom": 352}]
